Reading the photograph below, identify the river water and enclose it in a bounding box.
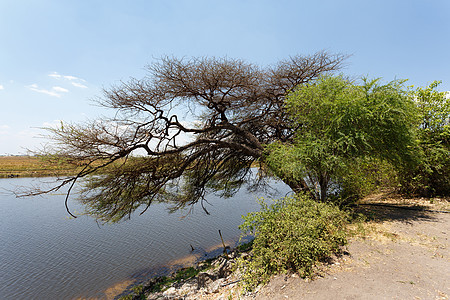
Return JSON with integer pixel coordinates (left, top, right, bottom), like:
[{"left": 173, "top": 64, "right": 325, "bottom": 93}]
[{"left": 0, "top": 176, "right": 290, "bottom": 299}]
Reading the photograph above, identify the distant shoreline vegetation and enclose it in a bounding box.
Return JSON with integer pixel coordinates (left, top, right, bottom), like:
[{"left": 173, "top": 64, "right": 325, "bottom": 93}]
[
  {"left": 0, "top": 155, "right": 157, "bottom": 178},
  {"left": 0, "top": 156, "right": 80, "bottom": 178},
  {"left": 0, "top": 155, "right": 261, "bottom": 179}
]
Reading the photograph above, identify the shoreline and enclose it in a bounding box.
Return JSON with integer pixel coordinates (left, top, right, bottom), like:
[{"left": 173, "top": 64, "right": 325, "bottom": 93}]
[
  {"left": 0, "top": 171, "right": 78, "bottom": 178},
  {"left": 108, "top": 239, "right": 253, "bottom": 300},
  {"left": 0, "top": 155, "right": 86, "bottom": 178},
  {"left": 117, "top": 246, "right": 251, "bottom": 300}
]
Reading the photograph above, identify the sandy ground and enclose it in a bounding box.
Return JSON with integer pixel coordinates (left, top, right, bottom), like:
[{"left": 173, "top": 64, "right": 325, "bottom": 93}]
[{"left": 254, "top": 195, "right": 450, "bottom": 300}]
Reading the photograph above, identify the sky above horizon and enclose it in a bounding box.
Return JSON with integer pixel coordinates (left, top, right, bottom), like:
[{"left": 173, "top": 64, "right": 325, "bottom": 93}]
[{"left": 1, "top": 0, "right": 449, "bottom": 155}]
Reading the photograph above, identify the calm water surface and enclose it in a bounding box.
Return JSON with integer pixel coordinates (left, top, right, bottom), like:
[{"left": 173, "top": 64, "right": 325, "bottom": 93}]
[{"left": 0, "top": 176, "right": 289, "bottom": 300}]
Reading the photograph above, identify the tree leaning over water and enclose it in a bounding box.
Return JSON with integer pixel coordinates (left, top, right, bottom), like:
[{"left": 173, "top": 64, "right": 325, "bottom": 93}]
[{"left": 26, "top": 52, "right": 347, "bottom": 222}]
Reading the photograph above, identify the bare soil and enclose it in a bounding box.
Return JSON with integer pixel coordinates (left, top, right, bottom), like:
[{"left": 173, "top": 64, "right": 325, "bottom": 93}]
[{"left": 254, "top": 193, "right": 450, "bottom": 300}]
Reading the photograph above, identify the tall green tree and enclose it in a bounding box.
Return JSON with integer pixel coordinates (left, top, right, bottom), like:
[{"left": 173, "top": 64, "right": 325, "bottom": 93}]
[
  {"left": 265, "top": 75, "right": 417, "bottom": 201},
  {"left": 399, "top": 81, "right": 450, "bottom": 196}
]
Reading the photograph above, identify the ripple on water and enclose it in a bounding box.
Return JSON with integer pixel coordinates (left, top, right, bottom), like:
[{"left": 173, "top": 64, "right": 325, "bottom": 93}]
[{"left": 1, "top": 177, "right": 289, "bottom": 299}]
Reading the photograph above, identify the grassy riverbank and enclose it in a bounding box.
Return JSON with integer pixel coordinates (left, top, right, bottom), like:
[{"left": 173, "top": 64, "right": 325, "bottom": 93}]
[{"left": 0, "top": 156, "right": 80, "bottom": 178}]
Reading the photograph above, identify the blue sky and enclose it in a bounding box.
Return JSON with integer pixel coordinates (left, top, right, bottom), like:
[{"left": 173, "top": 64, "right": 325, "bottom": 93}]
[{"left": 1, "top": 0, "right": 449, "bottom": 155}]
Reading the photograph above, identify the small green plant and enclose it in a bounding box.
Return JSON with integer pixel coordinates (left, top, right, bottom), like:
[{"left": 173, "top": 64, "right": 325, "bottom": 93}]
[
  {"left": 149, "top": 263, "right": 212, "bottom": 293},
  {"left": 237, "top": 239, "right": 254, "bottom": 252},
  {"left": 172, "top": 267, "right": 199, "bottom": 281},
  {"left": 237, "top": 194, "right": 349, "bottom": 291},
  {"left": 131, "top": 284, "right": 144, "bottom": 294}
]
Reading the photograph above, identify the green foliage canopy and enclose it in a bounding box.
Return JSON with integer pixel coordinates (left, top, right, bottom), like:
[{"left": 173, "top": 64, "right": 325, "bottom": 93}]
[
  {"left": 265, "top": 75, "right": 417, "bottom": 201},
  {"left": 399, "top": 81, "right": 450, "bottom": 196}
]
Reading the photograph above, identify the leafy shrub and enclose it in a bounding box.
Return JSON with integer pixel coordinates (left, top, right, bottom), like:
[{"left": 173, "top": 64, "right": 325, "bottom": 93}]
[
  {"left": 399, "top": 143, "right": 450, "bottom": 196},
  {"left": 237, "top": 194, "right": 349, "bottom": 291},
  {"left": 338, "top": 157, "right": 398, "bottom": 203},
  {"left": 398, "top": 81, "right": 450, "bottom": 196}
]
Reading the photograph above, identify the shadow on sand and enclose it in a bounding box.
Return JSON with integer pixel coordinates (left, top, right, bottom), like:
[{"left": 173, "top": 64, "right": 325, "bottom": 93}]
[{"left": 354, "top": 191, "right": 449, "bottom": 224}]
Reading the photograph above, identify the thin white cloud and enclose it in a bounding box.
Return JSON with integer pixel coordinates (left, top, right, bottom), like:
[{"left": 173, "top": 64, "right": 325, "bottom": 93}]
[
  {"left": 48, "top": 72, "right": 62, "bottom": 79},
  {"left": 27, "top": 84, "right": 69, "bottom": 98},
  {"left": 28, "top": 84, "right": 58, "bottom": 97},
  {"left": 49, "top": 72, "right": 86, "bottom": 82},
  {"left": 0, "top": 84, "right": 4, "bottom": 90},
  {"left": 48, "top": 72, "right": 88, "bottom": 89},
  {"left": 71, "top": 82, "right": 88, "bottom": 89},
  {"left": 64, "top": 75, "right": 80, "bottom": 81},
  {"left": 53, "top": 86, "right": 69, "bottom": 93}
]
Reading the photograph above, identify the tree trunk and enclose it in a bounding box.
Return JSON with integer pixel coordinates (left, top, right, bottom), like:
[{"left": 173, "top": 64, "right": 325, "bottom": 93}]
[
  {"left": 318, "top": 172, "right": 329, "bottom": 202},
  {"left": 282, "top": 176, "right": 316, "bottom": 199}
]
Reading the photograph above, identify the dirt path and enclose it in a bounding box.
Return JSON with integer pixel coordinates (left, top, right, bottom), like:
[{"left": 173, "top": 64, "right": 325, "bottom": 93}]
[{"left": 255, "top": 196, "right": 450, "bottom": 300}]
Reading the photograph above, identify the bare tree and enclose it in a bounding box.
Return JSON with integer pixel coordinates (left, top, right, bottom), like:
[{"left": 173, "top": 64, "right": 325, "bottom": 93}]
[{"left": 25, "top": 52, "right": 347, "bottom": 222}]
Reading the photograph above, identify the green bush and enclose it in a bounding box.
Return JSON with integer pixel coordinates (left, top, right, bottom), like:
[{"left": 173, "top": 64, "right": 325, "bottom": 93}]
[
  {"left": 265, "top": 75, "right": 417, "bottom": 202},
  {"left": 338, "top": 157, "right": 398, "bottom": 203},
  {"left": 237, "top": 194, "right": 349, "bottom": 291},
  {"left": 398, "top": 81, "right": 450, "bottom": 197},
  {"left": 399, "top": 143, "right": 450, "bottom": 196}
]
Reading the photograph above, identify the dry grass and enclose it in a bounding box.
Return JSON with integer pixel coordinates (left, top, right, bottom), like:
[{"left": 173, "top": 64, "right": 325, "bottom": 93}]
[
  {"left": 0, "top": 156, "right": 80, "bottom": 178},
  {"left": 360, "top": 190, "right": 450, "bottom": 212},
  {"left": 349, "top": 191, "right": 450, "bottom": 243}
]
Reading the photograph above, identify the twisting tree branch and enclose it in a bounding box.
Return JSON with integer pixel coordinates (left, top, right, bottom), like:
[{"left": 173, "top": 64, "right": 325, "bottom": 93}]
[{"left": 20, "top": 52, "right": 348, "bottom": 222}]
